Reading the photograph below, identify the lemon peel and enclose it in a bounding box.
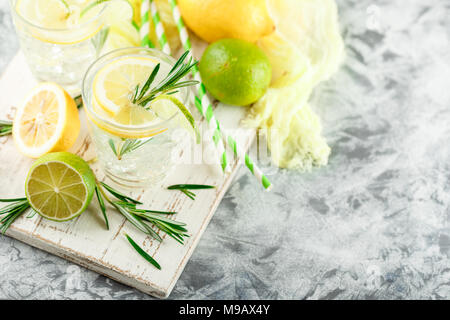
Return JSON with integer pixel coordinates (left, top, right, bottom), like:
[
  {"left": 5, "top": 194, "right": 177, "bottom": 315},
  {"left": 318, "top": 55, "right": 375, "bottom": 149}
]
[{"left": 147, "top": 0, "right": 182, "bottom": 52}]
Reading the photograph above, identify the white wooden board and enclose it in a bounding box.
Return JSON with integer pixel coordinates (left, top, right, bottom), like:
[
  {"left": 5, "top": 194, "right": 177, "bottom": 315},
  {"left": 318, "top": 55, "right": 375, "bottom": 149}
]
[{"left": 0, "top": 51, "right": 255, "bottom": 298}]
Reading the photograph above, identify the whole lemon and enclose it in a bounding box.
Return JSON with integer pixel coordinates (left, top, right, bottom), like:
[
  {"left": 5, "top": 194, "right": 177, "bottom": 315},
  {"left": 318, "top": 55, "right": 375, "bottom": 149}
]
[
  {"left": 199, "top": 39, "right": 272, "bottom": 106},
  {"left": 178, "top": 0, "right": 274, "bottom": 43}
]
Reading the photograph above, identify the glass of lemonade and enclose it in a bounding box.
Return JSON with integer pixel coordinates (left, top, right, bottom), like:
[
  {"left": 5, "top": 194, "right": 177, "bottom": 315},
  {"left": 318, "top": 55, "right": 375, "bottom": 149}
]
[
  {"left": 82, "top": 47, "right": 194, "bottom": 188},
  {"left": 10, "top": 0, "right": 109, "bottom": 94}
]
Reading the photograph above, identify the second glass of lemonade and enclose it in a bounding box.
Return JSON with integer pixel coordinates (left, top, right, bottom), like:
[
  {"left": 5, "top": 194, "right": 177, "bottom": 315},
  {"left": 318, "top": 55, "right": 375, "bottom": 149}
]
[
  {"left": 10, "top": 0, "right": 110, "bottom": 94},
  {"left": 82, "top": 47, "right": 193, "bottom": 188}
]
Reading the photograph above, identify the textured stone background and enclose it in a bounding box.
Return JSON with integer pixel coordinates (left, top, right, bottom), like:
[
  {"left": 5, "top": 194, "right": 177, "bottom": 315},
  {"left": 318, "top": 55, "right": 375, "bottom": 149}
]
[{"left": 1, "top": 0, "right": 450, "bottom": 299}]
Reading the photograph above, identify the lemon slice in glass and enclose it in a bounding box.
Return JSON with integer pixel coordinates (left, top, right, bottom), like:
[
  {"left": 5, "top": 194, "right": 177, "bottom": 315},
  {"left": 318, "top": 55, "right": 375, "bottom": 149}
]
[
  {"left": 93, "top": 56, "right": 159, "bottom": 115},
  {"left": 25, "top": 152, "right": 96, "bottom": 222},
  {"left": 90, "top": 54, "right": 199, "bottom": 140}
]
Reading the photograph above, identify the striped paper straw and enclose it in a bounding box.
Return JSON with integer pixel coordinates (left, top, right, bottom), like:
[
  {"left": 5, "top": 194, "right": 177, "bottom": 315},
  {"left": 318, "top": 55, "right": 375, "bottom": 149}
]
[
  {"left": 145, "top": 0, "right": 228, "bottom": 173},
  {"left": 168, "top": 0, "right": 272, "bottom": 189},
  {"left": 224, "top": 134, "right": 272, "bottom": 191},
  {"left": 139, "top": 0, "right": 153, "bottom": 47},
  {"left": 149, "top": 0, "right": 171, "bottom": 54},
  {"left": 168, "top": 0, "right": 229, "bottom": 173}
]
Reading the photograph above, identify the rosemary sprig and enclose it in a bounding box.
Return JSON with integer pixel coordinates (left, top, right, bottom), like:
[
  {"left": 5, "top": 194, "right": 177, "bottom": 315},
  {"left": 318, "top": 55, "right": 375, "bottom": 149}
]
[
  {"left": 0, "top": 198, "right": 30, "bottom": 234},
  {"left": 108, "top": 138, "right": 153, "bottom": 160},
  {"left": 105, "top": 51, "right": 199, "bottom": 157},
  {"left": 168, "top": 184, "right": 216, "bottom": 201},
  {"left": 125, "top": 233, "right": 161, "bottom": 270},
  {"left": 92, "top": 27, "right": 109, "bottom": 56},
  {"left": 0, "top": 120, "right": 12, "bottom": 137},
  {"left": 97, "top": 182, "right": 188, "bottom": 245},
  {"left": 134, "top": 51, "right": 199, "bottom": 108},
  {"left": 0, "top": 181, "right": 189, "bottom": 270}
]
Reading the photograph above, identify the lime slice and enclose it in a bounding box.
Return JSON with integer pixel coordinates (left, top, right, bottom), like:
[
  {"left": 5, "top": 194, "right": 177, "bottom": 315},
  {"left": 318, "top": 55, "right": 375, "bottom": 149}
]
[
  {"left": 25, "top": 152, "right": 96, "bottom": 222},
  {"left": 150, "top": 94, "right": 200, "bottom": 143},
  {"left": 81, "top": 0, "right": 134, "bottom": 23}
]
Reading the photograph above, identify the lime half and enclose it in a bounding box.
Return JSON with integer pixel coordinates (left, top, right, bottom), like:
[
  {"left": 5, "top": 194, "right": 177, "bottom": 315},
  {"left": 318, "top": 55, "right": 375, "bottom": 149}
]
[{"left": 25, "top": 152, "right": 96, "bottom": 221}]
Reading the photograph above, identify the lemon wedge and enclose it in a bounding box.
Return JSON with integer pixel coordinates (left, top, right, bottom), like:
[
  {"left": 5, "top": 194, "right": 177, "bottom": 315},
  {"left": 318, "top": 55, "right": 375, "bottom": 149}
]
[{"left": 13, "top": 83, "right": 81, "bottom": 158}]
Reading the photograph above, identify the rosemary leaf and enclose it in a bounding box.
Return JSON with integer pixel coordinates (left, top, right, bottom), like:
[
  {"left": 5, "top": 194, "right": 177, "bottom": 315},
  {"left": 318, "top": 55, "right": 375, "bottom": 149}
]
[
  {"left": 108, "top": 139, "right": 118, "bottom": 157},
  {"left": 125, "top": 234, "right": 161, "bottom": 270},
  {"left": 100, "top": 182, "right": 142, "bottom": 204},
  {"left": 134, "top": 51, "right": 199, "bottom": 107},
  {"left": 132, "top": 84, "right": 140, "bottom": 103},
  {"left": 0, "top": 199, "right": 30, "bottom": 234},
  {"left": 168, "top": 51, "right": 189, "bottom": 76},
  {"left": 0, "top": 197, "right": 28, "bottom": 202},
  {"left": 95, "top": 186, "right": 109, "bottom": 230},
  {"left": 137, "top": 63, "right": 160, "bottom": 101},
  {"left": 0, "top": 121, "right": 13, "bottom": 137},
  {"left": 134, "top": 208, "right": 178, "bottom": 215},
  {"left": 152, "top": 221, "right": 185, "bottom": 245},
  {"left": 168, "top": 184, "right": 216, "bottom": 190},
  {"left": 167, "top": 184, "right": 215, "bottom": 200},
  {"left": 113, "top": 202, "right": 162, "bottom": 242},
  {"left": 135, "top": 212, "right": 187, "bottom": 228},
  {"left": 109, "top": 138, "right": 153, "bottom": 160},
  {"left": 181, "top": 189, "right": 196, "bottom": 200},
  {"left": 92, "top": 27, "right": 109, "bottom": 57},
  {"left": 26, "top": 209, "right": 38, "bottom": 219},
  {"left": 113, "top": 202, "right": 148, "bottom": 233}
]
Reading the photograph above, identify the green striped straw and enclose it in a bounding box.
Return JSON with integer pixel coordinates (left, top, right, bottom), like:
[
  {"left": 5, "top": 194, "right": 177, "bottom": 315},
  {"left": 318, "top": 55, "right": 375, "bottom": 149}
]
[
  {"left": 168, "top": 0, "right": 272, "bottom": 190},
  {"left": 223, "top": 134, "right": 272, "bottom": 190},
  {"left": 146, "top": 0, "right": 229, "bottom": 173},
  {"left": 149, "top": 0, "right": 170, "bottom": 54},
  {"left": 139, "top": 0, "right": 153, "bottom": 47}
]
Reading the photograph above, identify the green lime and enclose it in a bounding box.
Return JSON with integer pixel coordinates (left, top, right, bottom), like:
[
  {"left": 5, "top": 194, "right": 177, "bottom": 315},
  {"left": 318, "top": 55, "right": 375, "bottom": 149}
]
[
  {"left": 25, "top": 152, "right": 96, "bottom": 222},
  {"left": 199, "top": 38, "right": 272, "bottom": 106}
]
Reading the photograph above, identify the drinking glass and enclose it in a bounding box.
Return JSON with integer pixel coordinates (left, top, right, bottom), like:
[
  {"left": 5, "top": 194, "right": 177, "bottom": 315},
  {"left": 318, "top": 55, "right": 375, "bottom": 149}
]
[
  {"left": 10, "top": 0, "right": 109, "bottom": 94},
  {"left": 82, "top": 47, "right": 192, "bottom": 188}
]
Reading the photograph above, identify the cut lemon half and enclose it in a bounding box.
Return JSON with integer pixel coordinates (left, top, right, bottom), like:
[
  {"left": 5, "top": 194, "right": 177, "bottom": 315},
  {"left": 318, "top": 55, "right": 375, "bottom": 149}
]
[
  {"left": 93, "top": 56, "right": 159, "bottom": 115},
  {"left": 25, "top": 152, "right": 96, "bottom": 222},
  {"left": 13, "top": 82, "right": 80, "bottom": 158}
]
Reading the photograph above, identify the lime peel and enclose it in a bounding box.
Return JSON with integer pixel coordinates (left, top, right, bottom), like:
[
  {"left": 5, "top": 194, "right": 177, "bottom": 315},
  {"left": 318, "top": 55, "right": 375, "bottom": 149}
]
[
  {"left": 25, "top": 152, "right": 96, "bottom": 222},
  {"left": 150, "top": 94, "right": 200, "bottom": 144}
]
